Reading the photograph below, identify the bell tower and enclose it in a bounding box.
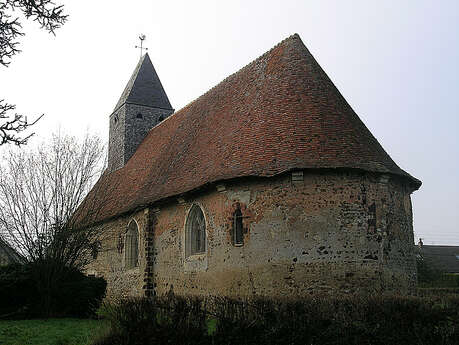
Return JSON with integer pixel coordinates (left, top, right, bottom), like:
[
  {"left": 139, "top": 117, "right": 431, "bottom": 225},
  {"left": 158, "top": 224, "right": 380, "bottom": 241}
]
[{"left": 108, "top": 53, "right": 174, "bottom": 172}]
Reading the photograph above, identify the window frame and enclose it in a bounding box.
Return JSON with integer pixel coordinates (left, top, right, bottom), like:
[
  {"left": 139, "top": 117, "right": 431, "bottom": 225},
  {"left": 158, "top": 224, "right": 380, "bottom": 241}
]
[
  {"left": 185, "top": 204, "right": 207, "bottom": 257},
  {"left": 124, "top": 219, "right": 139, "bottom": 269},
  {"left": 233, "top": 207, "right": 244, "bottom": 246}
]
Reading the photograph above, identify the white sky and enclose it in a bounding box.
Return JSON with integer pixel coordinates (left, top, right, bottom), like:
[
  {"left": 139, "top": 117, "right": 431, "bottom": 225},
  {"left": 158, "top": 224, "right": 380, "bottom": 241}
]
[{"left": 0, "top": 0, "right": 458, "bottom": 245}]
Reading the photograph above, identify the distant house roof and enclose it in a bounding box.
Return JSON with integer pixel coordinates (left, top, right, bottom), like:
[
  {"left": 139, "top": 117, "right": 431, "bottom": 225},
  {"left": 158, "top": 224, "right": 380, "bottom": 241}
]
[
  {"left": 419, "top": 245, "right": 459, "bottom": 273},
  {"left": 85, "top": 34, "right": 421, "bottom": 225},
  {"left": 0, "top": 239, "right": 24, "bottom": 266}
]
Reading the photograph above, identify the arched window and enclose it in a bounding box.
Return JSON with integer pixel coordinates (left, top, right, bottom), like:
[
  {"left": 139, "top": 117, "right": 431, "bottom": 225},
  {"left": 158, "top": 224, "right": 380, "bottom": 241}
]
[
  {"left": 125, "top": 220, "right": 139, "bottom": 269},
  {"left": 233, "top": 208, "right": 243, "bottom": 246},
  {"left": 136, "top": 112, "right": 143, "bottom": 119},
  {"left": 185, "top": 204, "right": 206, "bottom": 257}
]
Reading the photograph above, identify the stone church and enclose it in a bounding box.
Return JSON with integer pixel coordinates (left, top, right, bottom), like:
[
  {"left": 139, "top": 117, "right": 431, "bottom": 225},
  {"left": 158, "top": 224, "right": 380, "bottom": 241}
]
[{"left": 86, "top": 34, "right": 421, "bottom": 299}]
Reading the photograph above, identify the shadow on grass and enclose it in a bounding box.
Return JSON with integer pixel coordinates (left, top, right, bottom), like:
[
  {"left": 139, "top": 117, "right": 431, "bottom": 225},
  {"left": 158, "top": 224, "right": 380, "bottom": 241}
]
[{"left": 0, "top": 318, "right": 109, "bottom": 345}]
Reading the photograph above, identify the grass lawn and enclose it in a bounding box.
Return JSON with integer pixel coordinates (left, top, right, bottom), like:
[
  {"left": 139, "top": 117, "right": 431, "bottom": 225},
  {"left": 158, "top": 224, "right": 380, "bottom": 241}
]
[{"left": 0, "top": 318, "right": 109, "bottom": 345}]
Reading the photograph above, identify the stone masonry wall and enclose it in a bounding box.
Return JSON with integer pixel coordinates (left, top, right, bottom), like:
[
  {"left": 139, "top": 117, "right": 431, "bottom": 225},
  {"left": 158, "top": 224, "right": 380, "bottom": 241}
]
[
  {"left": 86, "top": 208, "right": 149, "bottom": 300},
  {"left": 108, "top": 103, "right": 173, "bottom": 172},
  {"left": 88, "top": 170, "right": 417, "bottom": 299},
  {"left": 108, "top": 104, "right": 126, "bottom": 172},
  {"left": 124, "top": 104, "right": 173, "bottom": 165}
]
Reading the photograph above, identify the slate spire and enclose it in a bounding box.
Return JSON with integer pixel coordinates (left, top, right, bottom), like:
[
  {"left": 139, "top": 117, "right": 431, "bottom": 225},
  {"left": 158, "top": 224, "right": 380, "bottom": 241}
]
[{"left": 113, "top": 53, "right": 173, "bottom": 112}]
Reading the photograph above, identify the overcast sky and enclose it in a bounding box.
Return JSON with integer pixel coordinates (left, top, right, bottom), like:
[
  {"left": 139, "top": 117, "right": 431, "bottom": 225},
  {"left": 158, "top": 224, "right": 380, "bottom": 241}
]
[{"left": 0, "top": 0, "right": 458, "bottom": 245}]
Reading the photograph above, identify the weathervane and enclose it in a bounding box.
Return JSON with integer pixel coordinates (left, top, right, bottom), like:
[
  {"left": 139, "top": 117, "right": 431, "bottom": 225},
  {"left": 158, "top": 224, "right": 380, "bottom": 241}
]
[{"left": 135, "top": 34, "right": 148, "bottom": 59}]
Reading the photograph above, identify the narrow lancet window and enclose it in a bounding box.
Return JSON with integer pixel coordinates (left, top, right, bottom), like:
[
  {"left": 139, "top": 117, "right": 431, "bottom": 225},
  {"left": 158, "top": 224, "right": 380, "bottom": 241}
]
[
  {"left": 125, "top": 220, "right": 139, "bottom": 269},
  {"left": 233, "top": 208, "right": 243, "bottom": 246},
  {"left": 185, "top": 204, "right": 206, "bottom": 256}
]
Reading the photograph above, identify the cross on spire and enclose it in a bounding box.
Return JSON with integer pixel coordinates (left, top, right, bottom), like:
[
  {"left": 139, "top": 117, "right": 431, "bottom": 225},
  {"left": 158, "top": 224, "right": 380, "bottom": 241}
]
[{"left": 135, "top": 34, "right": 148, "bottom": 59}]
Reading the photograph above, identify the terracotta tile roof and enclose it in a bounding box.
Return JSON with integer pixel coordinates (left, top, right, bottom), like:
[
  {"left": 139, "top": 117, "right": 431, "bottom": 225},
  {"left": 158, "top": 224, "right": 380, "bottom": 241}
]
[{"left": 89, "top": 34, "right": 421, "bottom": 224}]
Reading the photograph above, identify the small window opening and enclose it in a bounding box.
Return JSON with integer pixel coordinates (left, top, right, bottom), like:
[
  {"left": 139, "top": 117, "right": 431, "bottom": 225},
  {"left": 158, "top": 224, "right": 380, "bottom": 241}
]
[
  {"left": 158, "top": 115, "right": 164, "bottom": 122},
  {"left": 114, "top": 115, "right": 119, "bottom": 124},
  {"left": 136, "top": 113, "right": 143, "bottom": 119},
  {"left": 233, "top": 208, "right": 244, "bottom": 246},
  {"left": 91, "top": 241, "right": 101, "bottom": 260},
  {"left": 368, "top": 202, "right": 376, "bottom": 233}
]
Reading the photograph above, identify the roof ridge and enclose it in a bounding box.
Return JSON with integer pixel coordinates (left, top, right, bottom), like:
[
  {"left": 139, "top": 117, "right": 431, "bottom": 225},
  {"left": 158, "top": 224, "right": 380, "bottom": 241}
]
[
  {"left": 142, "top": 34, "right": 301, "bottom": 133},
  {"left": 169, "top": 33, "right": 301, "bottom": 117}
]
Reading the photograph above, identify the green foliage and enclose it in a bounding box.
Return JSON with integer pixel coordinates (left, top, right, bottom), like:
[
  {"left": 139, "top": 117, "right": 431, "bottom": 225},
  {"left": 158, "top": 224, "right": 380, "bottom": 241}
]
[
  {"left": 0, "top": 264, "right": 36, "bottom": 318},
  {"left": 55, "top": 272, "right": 107, "bottom": 318},
  {"left": 94, "top": 294, "right": 459, "bottom": 345},
  {"left": 0, "top": 263, "right": 106, "bottom": 319},
  {"left": 417, "top": 255, "right": 443, "bottom": 284},
  {"left": 417, "top": 256, "right": 459, "bottom": 288},
  {"left": 418, "top": 287, "right": 459, "bottom": 298},
  {"left": 0, "top": 318, "right": 108, "bottom": 345},
  {"left": 206, "top": 318, "right": 217, "bottom": 336},
  {"left": 95, "top": 296, "right": 207, "bottom": 345}
]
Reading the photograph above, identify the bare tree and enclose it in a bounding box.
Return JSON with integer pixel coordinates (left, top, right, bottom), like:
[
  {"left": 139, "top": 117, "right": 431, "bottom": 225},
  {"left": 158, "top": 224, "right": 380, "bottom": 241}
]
[
  {"left": 1, "top": 0, "right": 67, "bottom": 145},
  {"left": 0, "top": 131, "right": 114, "bottom": 315},
  {"left": 0, "top": 132, "right": 112, "bottom": 266}
]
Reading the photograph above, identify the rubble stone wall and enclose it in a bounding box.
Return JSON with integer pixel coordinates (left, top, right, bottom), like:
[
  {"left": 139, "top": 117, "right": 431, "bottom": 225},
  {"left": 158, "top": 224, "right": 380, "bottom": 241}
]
[
  {"left": 86, "top": 209, "right": 148, "bottom": 300},
  {"left": 88, "top": 170, "right": 417, "bottom": 299}
]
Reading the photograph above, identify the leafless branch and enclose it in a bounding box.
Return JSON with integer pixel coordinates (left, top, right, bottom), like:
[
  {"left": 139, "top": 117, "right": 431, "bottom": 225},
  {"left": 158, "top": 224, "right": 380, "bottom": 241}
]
[
  {"left": 0, "top": 0, "right": 67, "bottom": 66},
  {"left": 0, "top": 99, "right": 43, "bottom": 145},
  {"left": 0, "top": 1, "right": 66, "bottom": 144}
]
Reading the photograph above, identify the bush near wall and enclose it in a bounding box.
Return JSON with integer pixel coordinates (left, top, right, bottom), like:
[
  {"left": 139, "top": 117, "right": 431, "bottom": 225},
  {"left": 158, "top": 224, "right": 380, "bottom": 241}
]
[
  {"left": 95, "top": 294, "right": 459, "bottom": 345},
  {"left": 0, "top": 264, "right": 36, "bottom": 318},
  {"left": 417, "top": 256, "right": 459, "bottom": 288},
  {"left": 0, "top": 264, "right": 106, "bottom": 319},
  {"left": 418, "top": 274, "right": 459, "bottom": 289},
  {"left": 54, "top": 269, "right": 107, "bottom": 318}
]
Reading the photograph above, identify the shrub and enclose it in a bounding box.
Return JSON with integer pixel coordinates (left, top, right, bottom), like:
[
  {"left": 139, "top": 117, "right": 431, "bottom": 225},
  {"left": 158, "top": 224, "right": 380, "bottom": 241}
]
[
  {"left": 417, "top": 255, "right": 459, "bottom": 290},
  {"left": 0, "top": 263, "right": 106, "bottom": 319},
  {"left": 417, "top": 255, "right": 443, "bottom": 284},
  {"left": 0, "top": 264, "right": 36, "bottom": 318},
  {"left": 55, "top": 269, "right": 107, "bottom": 318},
  {"left": 95, "top": 296, "right": 206, "bottom": 345},
  {"left": 95, "top": 294, "right": 459, "bottom": 345}
]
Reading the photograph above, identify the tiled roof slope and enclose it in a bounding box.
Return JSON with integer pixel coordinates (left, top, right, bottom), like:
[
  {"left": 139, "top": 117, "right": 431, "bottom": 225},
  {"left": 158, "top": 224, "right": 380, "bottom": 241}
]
[
  {"left": 91, "top": 34, "right": 421, "bottom": 223},
  {"left": 113, "top": 53, "right": 173, "bottom": 112}
]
